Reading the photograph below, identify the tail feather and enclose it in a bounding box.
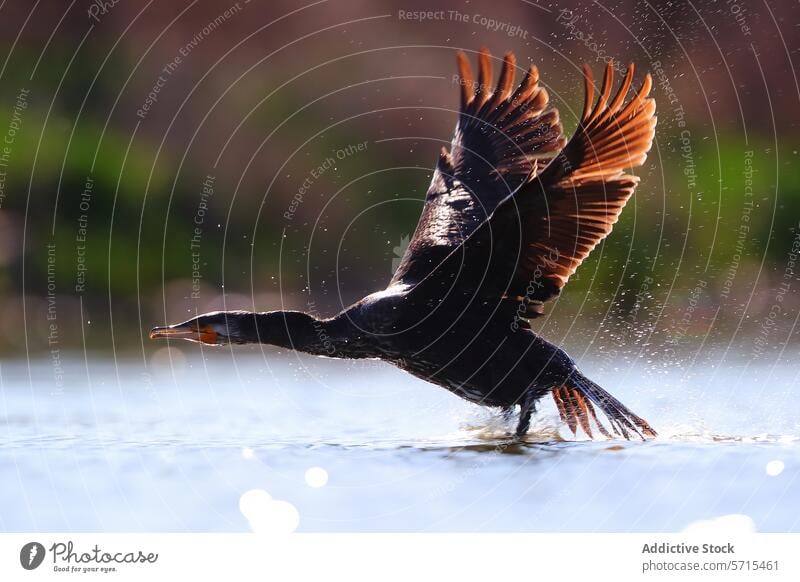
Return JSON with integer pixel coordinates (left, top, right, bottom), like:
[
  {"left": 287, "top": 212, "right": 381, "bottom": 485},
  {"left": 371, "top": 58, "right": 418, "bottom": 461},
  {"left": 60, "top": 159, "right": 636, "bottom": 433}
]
[
  {"left": 552, "top": 373, "right": 656, "bottom": 440},
  {"left": 580, "top": 392, "right": 614, "bottom": 439},
  {"left": 552, "top": 386, "right": 578, "bottom": 434},
  {"left": 553, "top": 386, "right": 599, "bottom": 438}
]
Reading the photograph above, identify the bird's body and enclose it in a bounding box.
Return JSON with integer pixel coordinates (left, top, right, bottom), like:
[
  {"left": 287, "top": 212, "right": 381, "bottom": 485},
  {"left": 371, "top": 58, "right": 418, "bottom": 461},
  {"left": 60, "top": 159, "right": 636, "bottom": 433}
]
[
  {"left": 151, "top": 49, "right": 658, "bottom": 440},
  {"left": 339, "top": 285, "right": 570, "bottom": 409}
]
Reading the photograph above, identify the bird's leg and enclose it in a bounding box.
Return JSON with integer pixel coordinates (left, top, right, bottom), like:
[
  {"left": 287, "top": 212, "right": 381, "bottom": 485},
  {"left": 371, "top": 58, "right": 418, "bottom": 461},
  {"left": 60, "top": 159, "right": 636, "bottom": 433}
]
[{"left": 514, "top": 391, "right": 536, "bottom": 438}]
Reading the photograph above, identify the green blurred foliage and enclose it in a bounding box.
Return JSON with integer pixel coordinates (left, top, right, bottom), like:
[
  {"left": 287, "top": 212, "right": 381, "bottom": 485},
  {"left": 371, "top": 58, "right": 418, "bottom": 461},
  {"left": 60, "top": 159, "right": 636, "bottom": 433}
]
[{"left": 0, "top": 0, "right": 797, "bottom": 353}]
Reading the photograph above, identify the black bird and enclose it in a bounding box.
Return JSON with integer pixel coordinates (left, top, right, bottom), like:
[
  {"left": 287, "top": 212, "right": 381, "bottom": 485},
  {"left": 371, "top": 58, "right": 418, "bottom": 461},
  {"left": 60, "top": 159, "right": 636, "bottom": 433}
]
[{"left": 151, "top": 49, "right": 657, "bottom": 440}]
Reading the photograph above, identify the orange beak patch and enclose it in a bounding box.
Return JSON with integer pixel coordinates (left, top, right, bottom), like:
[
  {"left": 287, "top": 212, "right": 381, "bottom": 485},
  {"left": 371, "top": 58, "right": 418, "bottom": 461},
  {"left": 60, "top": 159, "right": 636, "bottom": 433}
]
[{"left": 149, "top": 324, "right": 219, "bottom": 345}]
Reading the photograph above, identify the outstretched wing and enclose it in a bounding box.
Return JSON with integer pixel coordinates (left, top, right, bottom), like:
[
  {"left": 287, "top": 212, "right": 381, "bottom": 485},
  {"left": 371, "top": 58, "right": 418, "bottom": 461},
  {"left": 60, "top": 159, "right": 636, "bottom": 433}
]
[
  {"left": 390, "top": 49, "right": 566, "bottom": 286},
  {"left": 510, "top": 62, "right": 657, "bottom": 305},
  {"left": 406, "top": 61, "right": 656, "bottom": 319}
]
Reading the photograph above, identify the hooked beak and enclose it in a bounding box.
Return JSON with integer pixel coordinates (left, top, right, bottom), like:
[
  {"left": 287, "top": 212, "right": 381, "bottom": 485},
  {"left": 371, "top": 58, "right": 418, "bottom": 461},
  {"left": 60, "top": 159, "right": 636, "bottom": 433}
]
[{"left": 149, "top": 323, "right": 219, "bottom": 345}]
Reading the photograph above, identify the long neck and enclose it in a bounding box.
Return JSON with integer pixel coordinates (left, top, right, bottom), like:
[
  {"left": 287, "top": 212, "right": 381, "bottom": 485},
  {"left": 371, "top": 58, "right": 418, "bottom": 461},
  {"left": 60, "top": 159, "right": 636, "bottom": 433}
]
[
  {"left": 243, "top": 310, "right": 335, "bottom": 355},
  {"left": 227, "top": 310, "right": 374, "bottom": 358},
  {"left": 214, "top": 310, "right": 365, "bottom": 358}
]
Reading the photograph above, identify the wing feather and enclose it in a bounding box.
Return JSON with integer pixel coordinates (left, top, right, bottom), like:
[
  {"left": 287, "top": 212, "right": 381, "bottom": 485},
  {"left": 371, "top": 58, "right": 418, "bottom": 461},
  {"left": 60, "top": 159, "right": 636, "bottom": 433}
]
[
  {"left": 504, "top": 61, "right": 657, "bottom": 301},
  {"left": 390, "top": 49, "right": 566, "bottom": 286},
  {"left": 402, "top": 60, "right": 657, "bottom": 321}
]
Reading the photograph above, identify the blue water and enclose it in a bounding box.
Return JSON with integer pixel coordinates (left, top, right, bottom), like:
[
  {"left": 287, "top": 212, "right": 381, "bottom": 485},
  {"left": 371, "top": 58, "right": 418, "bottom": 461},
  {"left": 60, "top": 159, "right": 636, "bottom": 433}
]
[{"left": 1, "top": 348, "right": 798, "bottom": 532}]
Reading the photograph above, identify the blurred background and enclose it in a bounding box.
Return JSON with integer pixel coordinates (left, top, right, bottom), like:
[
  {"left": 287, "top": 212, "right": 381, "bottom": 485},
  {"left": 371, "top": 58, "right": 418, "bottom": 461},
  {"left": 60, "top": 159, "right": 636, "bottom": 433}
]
[
  {"left": 1, "top": 0, "right": 800, "bottom": 534},
  {"left": 0, "top": 0, "right": 796, "bottom": 359}
]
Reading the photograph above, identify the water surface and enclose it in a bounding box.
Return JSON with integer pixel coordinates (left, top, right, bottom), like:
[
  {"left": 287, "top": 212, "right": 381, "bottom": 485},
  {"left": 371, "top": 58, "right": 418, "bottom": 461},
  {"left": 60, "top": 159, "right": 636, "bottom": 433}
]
[{"left": 1, "top": 350, "right": 797, "bottom": 532}]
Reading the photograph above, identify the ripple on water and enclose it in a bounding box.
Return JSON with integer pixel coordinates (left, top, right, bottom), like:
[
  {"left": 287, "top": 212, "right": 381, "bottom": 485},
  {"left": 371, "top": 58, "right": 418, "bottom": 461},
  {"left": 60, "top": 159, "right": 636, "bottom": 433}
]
[{"left": 1, "top": 354, "right": 799, "bottom": 531}]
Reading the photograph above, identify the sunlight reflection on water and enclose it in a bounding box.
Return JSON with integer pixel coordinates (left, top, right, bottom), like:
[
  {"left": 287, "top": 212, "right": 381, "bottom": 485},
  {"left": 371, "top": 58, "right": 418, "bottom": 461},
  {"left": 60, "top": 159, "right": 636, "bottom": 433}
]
[{"left": 0, "top": 352, "right": 798, "bottom": 532}]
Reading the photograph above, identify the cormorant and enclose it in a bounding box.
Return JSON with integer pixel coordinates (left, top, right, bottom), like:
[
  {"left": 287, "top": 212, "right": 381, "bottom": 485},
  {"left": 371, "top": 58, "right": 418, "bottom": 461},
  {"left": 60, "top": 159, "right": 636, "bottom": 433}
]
[{"left": 151, "top": 49, "right": 657, "bottom": 440}]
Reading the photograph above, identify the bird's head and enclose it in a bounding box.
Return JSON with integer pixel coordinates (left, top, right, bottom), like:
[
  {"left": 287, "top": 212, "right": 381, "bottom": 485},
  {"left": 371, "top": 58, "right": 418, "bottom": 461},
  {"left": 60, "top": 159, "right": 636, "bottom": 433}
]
[{"left": 149, "top": 311, "right": 255, "bottom": 346}]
